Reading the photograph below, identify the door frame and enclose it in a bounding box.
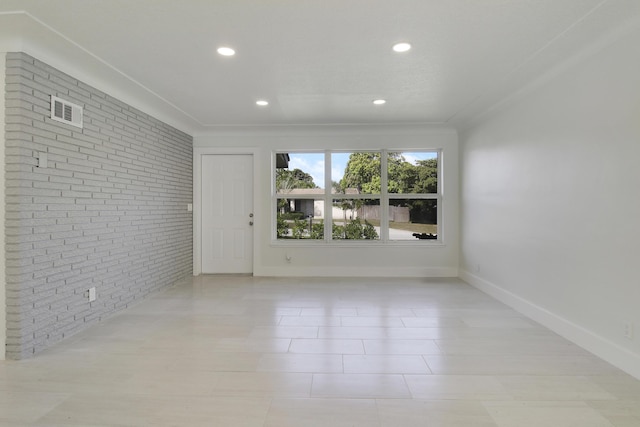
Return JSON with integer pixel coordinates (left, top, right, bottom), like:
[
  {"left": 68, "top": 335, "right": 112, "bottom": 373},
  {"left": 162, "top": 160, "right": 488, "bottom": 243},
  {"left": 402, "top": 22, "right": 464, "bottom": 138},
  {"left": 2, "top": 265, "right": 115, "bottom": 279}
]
[{"left": 193, "top": 147, "right": 260, "bottom": 275}]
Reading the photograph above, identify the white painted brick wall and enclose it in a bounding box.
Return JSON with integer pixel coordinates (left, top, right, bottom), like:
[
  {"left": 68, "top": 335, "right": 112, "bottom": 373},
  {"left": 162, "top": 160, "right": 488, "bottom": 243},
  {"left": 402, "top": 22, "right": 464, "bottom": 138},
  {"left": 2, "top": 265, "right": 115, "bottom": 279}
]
[{"left": 4, "top": 52, "right": 193, "bottom": 359}]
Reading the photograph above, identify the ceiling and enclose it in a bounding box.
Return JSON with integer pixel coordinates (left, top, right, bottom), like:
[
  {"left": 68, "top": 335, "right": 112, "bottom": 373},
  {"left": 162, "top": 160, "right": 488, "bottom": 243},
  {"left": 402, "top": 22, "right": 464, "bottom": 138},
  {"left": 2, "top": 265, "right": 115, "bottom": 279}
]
[{"left": 1, "top": 0, "right": 639, "bottom": 133}]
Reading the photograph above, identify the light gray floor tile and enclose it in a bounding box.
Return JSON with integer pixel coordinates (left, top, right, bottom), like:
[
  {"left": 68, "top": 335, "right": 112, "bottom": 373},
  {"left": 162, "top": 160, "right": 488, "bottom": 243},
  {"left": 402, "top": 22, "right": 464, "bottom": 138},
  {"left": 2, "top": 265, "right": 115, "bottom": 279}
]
[
  {"left": 0, "top": 276, "right": 637, "bottom": 426},
  {"left": 483, "top": 401, "right": 615, "bottom": 427},
  {"left": 376, "top": 399, "right": 498, "bottom": 427},
  {"left": 265, "top": 398, "right": 379, "bottom": 427}
]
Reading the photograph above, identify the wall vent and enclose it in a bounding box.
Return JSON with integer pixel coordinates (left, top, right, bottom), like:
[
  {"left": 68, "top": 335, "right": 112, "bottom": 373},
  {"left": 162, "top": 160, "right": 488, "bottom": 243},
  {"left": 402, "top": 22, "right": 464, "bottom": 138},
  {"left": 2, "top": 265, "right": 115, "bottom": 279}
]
[{"left": 50, "top": 95, "right": 83, "bottom": 128}]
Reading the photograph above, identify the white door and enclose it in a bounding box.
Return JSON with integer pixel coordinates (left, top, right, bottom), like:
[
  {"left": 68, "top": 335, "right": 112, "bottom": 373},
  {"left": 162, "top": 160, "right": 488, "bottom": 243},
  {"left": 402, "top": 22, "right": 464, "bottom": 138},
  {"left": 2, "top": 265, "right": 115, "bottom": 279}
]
[{"left": 201, "top": 154, "right": 253, "bottom": 274}]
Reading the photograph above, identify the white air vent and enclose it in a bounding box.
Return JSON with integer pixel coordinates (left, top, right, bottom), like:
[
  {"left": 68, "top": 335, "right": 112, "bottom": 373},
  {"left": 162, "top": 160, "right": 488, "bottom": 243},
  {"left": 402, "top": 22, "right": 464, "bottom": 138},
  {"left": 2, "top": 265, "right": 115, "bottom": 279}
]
[{"left": 50, "top": 95, "right": 83, "bottom": 128}]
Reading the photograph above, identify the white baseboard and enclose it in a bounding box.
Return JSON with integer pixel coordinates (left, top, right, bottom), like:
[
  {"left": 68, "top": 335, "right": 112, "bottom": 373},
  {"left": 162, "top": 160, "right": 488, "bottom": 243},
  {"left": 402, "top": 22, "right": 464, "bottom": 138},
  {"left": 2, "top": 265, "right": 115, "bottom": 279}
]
[
  {"left": 459, "top": 269, "right": 640, "bottom": 381},
  {"left": 255, "top": 266, "right": 459, "bottom": 278}
]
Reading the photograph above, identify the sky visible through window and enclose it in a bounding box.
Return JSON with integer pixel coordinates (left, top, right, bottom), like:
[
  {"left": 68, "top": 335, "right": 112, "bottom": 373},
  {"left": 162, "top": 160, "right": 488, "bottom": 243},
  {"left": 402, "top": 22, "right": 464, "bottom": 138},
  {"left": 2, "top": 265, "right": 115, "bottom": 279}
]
[{"left": 286, "top": 151, "right": 437, "bottom": 189}]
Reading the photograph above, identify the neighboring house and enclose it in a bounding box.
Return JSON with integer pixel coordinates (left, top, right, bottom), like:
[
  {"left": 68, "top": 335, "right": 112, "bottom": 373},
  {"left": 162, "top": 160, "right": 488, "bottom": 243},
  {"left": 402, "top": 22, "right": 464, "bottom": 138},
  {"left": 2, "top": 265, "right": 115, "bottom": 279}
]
[
  {"left": 279, "top": 188, "right": 325, "bottom": 218},
  {"left": 280, "top": 188, "right": 409, "bottom": 222}
]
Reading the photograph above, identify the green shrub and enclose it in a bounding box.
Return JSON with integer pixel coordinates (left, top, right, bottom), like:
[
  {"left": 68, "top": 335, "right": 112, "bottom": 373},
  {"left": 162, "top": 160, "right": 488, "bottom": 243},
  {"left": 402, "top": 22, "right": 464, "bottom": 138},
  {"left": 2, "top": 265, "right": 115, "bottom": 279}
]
[
  {"left": 311, "top": 221, "right": 324, "bottom": 239},
  {"left": 276, "top": 215, "right": 289, "bottom": 238},
  {"left": 344, "top": 218, "right": 364, "bottom": 239},
  {"left": 333, "top": 218, "right": 379, "bottom": 240},
  {"left": 332, "top": 224, "right": 344, "bottom": 239},
  {"left": 291, "top": 218, "right": 307, "bottom": 239},
  {"left": 280, "top": 211, "right": 305, "bottom": 220},
  {"left": 363, "top": 220, "right": 378, "bottom": 239}
]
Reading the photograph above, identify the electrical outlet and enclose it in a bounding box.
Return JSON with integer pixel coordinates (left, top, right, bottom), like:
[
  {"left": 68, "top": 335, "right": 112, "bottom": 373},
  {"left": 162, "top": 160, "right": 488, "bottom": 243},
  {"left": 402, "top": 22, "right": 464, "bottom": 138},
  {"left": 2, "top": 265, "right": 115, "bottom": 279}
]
[
  {"left": 88, "top": 287, "right": 97, "bottom": 302},
  {"left": 624, "top": 322, "right": 634, "bottom": 340},
  {"left": 38, "top": 152, "right": 48, "bottom": 168}
]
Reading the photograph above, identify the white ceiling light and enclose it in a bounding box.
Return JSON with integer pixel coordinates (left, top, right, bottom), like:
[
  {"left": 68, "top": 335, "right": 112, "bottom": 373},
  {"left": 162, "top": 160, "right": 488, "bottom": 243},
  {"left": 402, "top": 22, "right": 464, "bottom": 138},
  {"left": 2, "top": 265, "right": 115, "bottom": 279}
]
[
  {"left": 256, "top": 100, "right": 269, "bottom": 106},
  {"left": 392, "top": 42, "right": 411, "bottom": 53},
  {"left": 217, "top": 46, "right": 236, "bottom": 56},
  {"left": 373, "top": 99, "right": 386, "bottom": 105}
]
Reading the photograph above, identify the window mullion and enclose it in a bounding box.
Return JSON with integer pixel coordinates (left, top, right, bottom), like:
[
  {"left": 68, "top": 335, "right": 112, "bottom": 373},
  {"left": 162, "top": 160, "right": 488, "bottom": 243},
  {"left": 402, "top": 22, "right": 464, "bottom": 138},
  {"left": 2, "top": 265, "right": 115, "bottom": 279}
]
[
  {"left": 380, "top": 150, "right": 389, "bottom": 242},
  {"left": 324, "top": 150, "right": 332, "bottom": 242}
]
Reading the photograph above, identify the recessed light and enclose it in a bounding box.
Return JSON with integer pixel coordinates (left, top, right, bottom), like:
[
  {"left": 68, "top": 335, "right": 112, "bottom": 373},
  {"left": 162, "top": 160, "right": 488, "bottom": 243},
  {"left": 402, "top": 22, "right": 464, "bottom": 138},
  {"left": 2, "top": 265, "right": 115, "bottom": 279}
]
[
  {"left": 217, "top": 46, "right": 236, "bottom": 56},
  {"left": 256, "top": 100, "right": 269, "bottom": 106},
  {"left": 373, "top": 99, "right": 386, "bottom": 105},
  {"left": 392, "top": 42, "right": 411, "bottom": 53}
]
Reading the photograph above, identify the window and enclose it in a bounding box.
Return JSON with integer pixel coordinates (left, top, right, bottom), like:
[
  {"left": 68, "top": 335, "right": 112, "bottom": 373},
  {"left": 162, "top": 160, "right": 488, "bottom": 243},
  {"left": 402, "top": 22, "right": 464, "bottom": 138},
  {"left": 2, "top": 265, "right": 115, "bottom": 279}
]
[
  {"left": 275, "top": 152, "right": 324, "bottom": 240},
  {"left": 274, "top": 150, "right": 440, "bottom": 242}
]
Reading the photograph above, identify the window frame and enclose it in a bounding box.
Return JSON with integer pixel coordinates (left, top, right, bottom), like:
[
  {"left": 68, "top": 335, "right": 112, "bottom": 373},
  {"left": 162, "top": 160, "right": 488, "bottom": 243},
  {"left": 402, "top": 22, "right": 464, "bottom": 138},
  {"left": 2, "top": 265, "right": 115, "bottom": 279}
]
[{"left": 272, "top": 149, "right": 443, "bottom": 245}]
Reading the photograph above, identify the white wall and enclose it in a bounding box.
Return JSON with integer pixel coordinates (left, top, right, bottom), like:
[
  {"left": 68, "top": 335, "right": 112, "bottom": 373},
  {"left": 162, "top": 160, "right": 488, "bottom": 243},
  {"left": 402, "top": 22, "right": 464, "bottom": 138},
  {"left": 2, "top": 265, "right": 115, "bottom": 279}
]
[
  {"left": 194, "top": 125, "right": 459, "bottom": 277},
  {"left": 0, "top": 52, "right": 6, "bottom": 359},
  {"left": 459, "top": 23, "right": 640, "bottom": 379}
]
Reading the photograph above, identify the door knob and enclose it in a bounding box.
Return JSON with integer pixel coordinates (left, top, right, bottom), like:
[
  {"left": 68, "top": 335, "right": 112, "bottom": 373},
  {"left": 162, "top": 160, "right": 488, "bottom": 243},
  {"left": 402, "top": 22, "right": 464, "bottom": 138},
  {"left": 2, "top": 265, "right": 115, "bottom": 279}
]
[{"left": 249, "top": 221, "right": 254, "bottom": 226}]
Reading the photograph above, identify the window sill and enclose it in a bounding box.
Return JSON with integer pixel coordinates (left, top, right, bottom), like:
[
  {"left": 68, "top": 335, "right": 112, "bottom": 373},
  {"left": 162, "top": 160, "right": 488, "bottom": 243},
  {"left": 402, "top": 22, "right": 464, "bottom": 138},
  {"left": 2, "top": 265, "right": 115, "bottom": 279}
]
[{"left": 270, "top": 240, "right": 446, "bottom": 248}]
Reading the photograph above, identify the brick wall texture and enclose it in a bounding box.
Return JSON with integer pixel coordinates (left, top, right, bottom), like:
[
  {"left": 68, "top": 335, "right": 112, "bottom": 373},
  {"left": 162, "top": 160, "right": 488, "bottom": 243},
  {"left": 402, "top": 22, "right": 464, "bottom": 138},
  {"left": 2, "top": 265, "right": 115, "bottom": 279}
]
[{"left": 4, "top": 52, "right": 193, "bottom": 359}]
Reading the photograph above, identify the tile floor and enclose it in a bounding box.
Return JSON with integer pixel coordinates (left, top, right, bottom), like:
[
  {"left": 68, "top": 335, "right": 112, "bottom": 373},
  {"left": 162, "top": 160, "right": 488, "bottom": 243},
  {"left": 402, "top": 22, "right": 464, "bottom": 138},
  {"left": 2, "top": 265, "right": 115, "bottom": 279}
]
[{"left": 1, "top": 275, "right": 639, "bottom": 426}]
